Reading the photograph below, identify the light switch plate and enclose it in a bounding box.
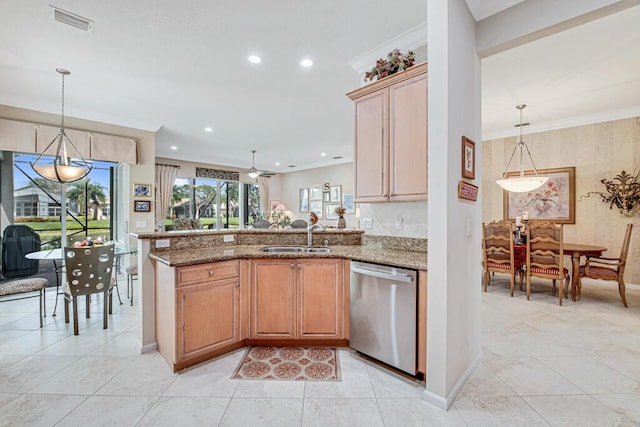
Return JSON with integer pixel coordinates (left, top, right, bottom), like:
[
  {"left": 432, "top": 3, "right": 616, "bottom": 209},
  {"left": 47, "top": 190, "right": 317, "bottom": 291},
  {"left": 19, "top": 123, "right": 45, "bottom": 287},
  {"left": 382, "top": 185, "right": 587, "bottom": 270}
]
[
  {"left": 223, "top": 234, "right": 235, "bottom": 242},
  {"left": 362, "top": 217, "right": 373, "bottom": 229}
]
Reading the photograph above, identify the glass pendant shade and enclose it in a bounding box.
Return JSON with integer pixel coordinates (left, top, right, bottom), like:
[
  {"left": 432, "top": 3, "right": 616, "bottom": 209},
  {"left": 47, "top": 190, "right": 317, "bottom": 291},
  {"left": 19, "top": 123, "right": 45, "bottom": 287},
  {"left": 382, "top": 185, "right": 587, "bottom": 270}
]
[
  {"left": 496, "top": 175, "right": 548, "bottom": 193},
  {"left": 31, "top": 68, "right": 92, "bottom": 183},
  {"left": 247, "top": 150, "right": 259, "bottom": 178},
  {"left": 496, "top": 104, "right": 548, "bottom": 193}
]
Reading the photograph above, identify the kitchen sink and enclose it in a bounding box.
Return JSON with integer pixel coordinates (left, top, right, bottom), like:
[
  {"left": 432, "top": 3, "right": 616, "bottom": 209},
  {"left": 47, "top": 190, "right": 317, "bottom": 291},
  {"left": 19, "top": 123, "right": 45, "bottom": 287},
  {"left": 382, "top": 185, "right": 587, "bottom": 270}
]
[{"left": 260, "top": 246, "right": 331, "bottom": 253}]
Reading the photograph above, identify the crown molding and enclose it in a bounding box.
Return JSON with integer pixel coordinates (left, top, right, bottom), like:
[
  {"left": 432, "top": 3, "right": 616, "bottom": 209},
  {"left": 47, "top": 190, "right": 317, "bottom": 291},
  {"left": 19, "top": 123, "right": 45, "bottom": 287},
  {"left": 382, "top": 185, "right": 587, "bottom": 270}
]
[
  {"left": 347, "top": 22, "right": 427, "bottom": 75},
  {"left": 483, "top": 106, "right": 640, "bottom": 141}
]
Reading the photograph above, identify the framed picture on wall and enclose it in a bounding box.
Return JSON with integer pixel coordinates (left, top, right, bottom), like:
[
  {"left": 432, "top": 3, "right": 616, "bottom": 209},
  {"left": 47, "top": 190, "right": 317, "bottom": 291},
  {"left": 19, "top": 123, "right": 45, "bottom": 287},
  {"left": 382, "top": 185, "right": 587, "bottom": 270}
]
[
  {"left": 330, "top": 185, "right": 342, "bottom": 202},
  {"left": 310, "top": 184, "right": 323, "bottom": 201},
  {"left": 134, "top": 200, "right": 151, "bottom": 212},
  {"left": 323, "top": 191, "right": 330, "bottom": 202},
  {"left": 310, "top": 201, "right": 323, "bottom": 219},
  {"left": 342, "top": 193, "right": 355, "bottom": 213},
  {"left": 325, "top": 203, "right": 340, "bottom": 220},
  {"left": 133, "top": 183, "right": 152, "bottom": 197},
  {"left": 461, "top": 136, "right": 476, "bottom": 180},
  {"left": 299, "top": 188, "right": 309, "bottom": 213},
  {"left": 503, "top": 166, "right": 576, "bottom": 224}
]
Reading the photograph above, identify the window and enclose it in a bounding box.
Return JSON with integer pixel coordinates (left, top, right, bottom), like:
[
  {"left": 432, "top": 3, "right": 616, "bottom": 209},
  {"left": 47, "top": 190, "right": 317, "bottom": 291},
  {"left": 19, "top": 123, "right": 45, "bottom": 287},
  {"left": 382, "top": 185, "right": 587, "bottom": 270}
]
[{"left": 166, "top": 178, "right": 259, "bottom": 229}]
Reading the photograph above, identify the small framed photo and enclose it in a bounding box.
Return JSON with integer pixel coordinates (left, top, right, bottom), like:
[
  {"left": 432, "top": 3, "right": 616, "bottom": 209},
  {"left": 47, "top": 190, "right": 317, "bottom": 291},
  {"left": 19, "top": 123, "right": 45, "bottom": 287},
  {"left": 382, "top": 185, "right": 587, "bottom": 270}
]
[
  {"left": 299, "top": 188, "right": 309, "bottom": 213},
  {"left": 310, "top": 201, "right": 323, "bottom": 219},
  {"left": 323, "top": 191, "right": 330, "bottom": 202},
  {"left": 134, "top": 200, "right": 151, "bottom": 212},
  {"left": 342, "top": 193, "right": 355, "bottom": 214},
  {"left": 325, "top": 203, "right": 340, "bottom": 220},
  {"left": 133, "top": 183, "right": 152, "bottom": 197},
  {"left": 330, "top": 185, "right": 342, "bottom": 202},
  {"left": 310, "top": 184, "right": 323, "bottom": 201},
  {"left": 461, "top": 136, "right": 476, "bottom": 180}
]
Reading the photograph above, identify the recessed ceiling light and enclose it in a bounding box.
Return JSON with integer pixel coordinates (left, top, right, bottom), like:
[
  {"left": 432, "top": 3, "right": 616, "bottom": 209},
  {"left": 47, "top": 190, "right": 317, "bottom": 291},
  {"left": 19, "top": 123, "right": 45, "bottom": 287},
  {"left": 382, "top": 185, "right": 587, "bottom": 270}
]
[
  {"left": 170, "top": 146, "right": 178, "bottom": 150},
  {"left": 275, "top": 162, "right": 280, "bottom": 166},
  {"left": 248, "top": 55, "right": 262, "bottom": 64},
  {"left": 320, "top": 152, "right": 327, "bottom": 157},
  {"left": 300, "top": 59, "right": 313, "bottom": 68},
  {"left": 204, "top": 127, "right": 213, "bottom": 132}
]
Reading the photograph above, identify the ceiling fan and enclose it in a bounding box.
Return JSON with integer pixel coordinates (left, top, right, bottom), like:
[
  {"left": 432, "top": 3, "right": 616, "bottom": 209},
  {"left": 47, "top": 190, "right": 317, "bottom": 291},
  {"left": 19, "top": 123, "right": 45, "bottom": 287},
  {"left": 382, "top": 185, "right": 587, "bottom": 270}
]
[{"left": 244, "top": 150, "right": 275, "bottom": 178}]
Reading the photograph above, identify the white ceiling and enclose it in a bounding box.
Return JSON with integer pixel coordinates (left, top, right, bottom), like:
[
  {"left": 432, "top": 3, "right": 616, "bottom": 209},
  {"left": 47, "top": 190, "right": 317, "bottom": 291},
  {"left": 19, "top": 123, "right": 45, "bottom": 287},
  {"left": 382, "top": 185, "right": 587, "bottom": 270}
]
[{"left": 0, "top": 1, "right": 638, "bottom": 174}]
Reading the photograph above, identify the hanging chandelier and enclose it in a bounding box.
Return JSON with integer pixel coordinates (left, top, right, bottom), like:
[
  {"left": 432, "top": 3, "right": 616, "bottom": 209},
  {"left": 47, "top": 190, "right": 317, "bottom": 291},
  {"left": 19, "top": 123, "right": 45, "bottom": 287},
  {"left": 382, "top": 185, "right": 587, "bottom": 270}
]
[
  {"left": 248, "top": 150, "right": 260, "bottom": 178},
  {"left": 496, "top": 104, "right": 548, "bottom": 193},
  {"left": 31, "top": 68, "right": 92, "bottom": 183}
]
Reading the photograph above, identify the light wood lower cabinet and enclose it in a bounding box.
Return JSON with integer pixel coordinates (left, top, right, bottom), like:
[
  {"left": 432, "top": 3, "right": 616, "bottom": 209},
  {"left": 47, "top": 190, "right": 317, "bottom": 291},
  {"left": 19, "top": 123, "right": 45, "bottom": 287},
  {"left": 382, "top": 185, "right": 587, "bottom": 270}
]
[
  {"left": 155, "top": 259, "right": 248, "bottom": 372},
  {"left": 176, "top": 277, "right": 239, "bottom": 360},
  {"left": 250, "top": 258, "right": 345, "bottom": 340}
]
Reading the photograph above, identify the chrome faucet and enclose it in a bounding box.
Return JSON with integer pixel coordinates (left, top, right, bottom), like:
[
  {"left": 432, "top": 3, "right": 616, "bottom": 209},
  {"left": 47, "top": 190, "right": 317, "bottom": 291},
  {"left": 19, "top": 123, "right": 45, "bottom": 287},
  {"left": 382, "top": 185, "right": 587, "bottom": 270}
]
[{"left": 307, "top": 223, "right": 325, "bottom": 246}]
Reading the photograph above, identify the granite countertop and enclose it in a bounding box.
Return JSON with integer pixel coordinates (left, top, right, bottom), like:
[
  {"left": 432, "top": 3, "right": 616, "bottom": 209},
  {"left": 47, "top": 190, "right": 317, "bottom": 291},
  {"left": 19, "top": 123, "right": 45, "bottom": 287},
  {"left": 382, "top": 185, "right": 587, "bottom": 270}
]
[{"left": 149, "top": 244, "right": 427, "bottom": 271}]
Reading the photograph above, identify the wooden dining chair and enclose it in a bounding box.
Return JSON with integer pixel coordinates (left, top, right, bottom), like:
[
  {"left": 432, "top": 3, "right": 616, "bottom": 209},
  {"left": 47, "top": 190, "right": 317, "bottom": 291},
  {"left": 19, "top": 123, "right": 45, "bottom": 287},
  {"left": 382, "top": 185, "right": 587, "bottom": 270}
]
[
  {"left": 63, "top": 244, "right": 115, "bottom": 335},
  {"left": 578, "top": 223, "right": 633, "bottom": 307},
  {"left": 482, "top": 220, "right": 518, "bottom": 295},
  {"left": 526, "top": 222, "right": 570, "bottom": 305}
]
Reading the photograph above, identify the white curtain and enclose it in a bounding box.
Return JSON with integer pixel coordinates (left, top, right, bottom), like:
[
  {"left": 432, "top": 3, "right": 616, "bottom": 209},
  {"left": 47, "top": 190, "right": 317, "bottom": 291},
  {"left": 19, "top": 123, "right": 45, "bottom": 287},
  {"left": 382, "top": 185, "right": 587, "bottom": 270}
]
[
  {"left": 155, "top": 164, "right": 180, "bottom": 231},
  {"left": 258, "top": 176, "right": 270, "bottom": 214}
]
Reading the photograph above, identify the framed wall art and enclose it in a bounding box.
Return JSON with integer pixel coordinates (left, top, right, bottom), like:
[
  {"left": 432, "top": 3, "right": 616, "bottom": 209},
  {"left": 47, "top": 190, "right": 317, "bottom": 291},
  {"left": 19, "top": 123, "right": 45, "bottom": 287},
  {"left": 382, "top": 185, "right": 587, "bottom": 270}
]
[
  {"left": 503, "top": 166, "right": 576, "bottom": 224},
  {"left": 310, "top": 201, "right": 323, "bottom": 219},
  {"left": 324, "top": 203, "right": 340, "bottom": 220},
  {"left": 330, "top": 185, "right": 342, "bottom": 202},
  {"left": 299, "top": 188, "right": 309, "bottom": 213},
  {"left": 310, "top": 184, "right": 323, "bottom": 201},
  {"left": 133, "top": 183, "right": 152, "bottom": 197},
  {"left": 462, "top": 136, "right": 476, "bottom": 180},
  {"left": 134, "top": 200, "right": 151, "bottom": 212},
  {"left": 342, "top": 193, "right": 355, "bottom": 213}
]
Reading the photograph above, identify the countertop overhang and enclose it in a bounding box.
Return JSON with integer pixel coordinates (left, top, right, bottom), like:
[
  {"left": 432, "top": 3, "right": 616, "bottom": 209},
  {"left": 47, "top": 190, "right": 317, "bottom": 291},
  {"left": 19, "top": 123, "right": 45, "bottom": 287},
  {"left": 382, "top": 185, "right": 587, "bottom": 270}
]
[{"left": 149, "top": 244, "right": 427, "bottom": 271}]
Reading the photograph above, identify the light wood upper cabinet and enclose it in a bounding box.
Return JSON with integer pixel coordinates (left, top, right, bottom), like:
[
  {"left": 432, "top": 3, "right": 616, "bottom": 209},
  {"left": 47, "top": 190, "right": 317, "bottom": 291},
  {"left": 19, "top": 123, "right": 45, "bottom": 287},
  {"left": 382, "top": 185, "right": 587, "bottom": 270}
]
[
  {"left": 250, "top": 258, "right": 345, "bottom": 340},
  {"left": 347, "top": 62, "right": 427, "bottom": 203}
]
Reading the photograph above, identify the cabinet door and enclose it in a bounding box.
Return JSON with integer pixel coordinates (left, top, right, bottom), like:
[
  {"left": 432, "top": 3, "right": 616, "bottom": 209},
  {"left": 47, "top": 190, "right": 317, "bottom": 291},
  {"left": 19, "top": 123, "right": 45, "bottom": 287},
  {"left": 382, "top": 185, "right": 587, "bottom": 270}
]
[
  {"left": 250, "top": 259, "right": 296, "bottom": 338},
  {"left": 297, "top": 259, "right": 343, "bottom": 339},
  {"left": 353, "top": 89, "right": 389, "bottom": 202},
  {"left": 176, "top": 277, "right": 239, "bottom": 361},
  {"left": 389, "top": 72, "right": 427, "bottom": 201}
]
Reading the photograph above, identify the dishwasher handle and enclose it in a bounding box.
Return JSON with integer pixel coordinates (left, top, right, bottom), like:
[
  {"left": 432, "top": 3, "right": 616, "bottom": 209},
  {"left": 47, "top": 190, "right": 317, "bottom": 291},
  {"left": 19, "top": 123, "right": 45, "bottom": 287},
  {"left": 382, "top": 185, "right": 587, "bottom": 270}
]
[{"left": 350, "top": 266, "right": 414, "bottom": 283}]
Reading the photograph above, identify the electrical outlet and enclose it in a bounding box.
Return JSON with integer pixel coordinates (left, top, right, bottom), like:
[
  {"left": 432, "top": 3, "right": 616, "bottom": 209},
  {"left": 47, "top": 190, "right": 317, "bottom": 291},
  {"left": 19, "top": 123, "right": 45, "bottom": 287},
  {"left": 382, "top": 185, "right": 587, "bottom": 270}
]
[
  {"left": 223, "top": 234, "right": 234, "bottom": 242},
  {"left": 395, "top": 217, "right": 403, "bottom": 230},
  {"left": 156, "top": 239, "right": 170, "bottom": 248},
  {"left": 362, "top": 217, "right": 373, "bottom": 229}
]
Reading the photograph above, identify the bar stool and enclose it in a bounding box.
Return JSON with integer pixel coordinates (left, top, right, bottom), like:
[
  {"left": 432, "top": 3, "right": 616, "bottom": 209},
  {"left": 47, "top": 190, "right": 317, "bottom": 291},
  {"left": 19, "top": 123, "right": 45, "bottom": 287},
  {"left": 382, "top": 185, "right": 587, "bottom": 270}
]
[{"left": 126, "top": 265, "right": 138, "bottom": 306}]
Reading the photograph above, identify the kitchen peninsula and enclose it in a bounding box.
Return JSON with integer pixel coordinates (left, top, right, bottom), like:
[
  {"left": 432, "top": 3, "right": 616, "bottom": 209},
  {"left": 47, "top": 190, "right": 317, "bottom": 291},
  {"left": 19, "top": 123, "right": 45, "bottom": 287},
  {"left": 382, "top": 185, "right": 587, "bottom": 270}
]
[{"left": 133, "top": 229, "right": 427, "bottom": 375}]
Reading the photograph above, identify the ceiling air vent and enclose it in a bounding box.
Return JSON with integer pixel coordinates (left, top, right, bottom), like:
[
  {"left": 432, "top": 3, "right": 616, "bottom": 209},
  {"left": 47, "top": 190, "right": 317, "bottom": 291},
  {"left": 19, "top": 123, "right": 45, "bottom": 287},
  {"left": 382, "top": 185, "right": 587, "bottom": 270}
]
[{"left": 50, "top": 6, "right": 94, "bottom": 32}]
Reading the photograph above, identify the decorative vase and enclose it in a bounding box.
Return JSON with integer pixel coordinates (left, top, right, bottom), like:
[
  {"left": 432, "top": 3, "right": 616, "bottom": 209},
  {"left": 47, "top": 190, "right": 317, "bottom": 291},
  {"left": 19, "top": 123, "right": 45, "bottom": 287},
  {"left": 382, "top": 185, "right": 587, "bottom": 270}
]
[{"left": 337, "top": 215, "right": 346, "bottom": 229}]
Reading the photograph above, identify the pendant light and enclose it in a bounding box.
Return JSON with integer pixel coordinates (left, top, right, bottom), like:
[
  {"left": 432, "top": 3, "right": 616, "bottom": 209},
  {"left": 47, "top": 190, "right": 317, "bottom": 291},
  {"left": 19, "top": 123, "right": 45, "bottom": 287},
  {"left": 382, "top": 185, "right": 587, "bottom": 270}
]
[
  {"left": 31, "top": 68, "right": 92, "bottom": 183},
  {"left": 496, "top": 104, "right": 548, "bottom": 193},
  {"left": 248, "top": 150, "right": 259, "bottom": 178}
]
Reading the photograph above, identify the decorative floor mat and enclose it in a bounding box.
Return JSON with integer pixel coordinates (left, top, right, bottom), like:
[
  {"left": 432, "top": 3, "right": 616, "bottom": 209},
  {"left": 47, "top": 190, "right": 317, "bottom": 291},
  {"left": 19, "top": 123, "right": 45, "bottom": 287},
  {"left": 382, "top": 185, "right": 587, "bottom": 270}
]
[{"left": 231, "top": 347, "right": 341, "bottom": 381}]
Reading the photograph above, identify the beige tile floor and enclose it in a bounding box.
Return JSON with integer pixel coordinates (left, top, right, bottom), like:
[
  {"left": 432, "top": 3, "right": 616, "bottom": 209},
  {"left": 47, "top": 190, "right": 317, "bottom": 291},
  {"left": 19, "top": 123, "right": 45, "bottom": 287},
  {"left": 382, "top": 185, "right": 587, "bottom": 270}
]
[{"left": 0, "top": 274, "right": 639, "bottom": 426}]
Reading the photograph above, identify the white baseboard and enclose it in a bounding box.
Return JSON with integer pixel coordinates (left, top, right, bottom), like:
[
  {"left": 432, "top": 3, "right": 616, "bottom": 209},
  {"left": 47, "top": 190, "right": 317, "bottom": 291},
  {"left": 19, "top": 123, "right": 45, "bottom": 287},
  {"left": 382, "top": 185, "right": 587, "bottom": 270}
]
[
  {"left": 140, "top": 341, "right": 157, "bottom": 354},
  {"left": 422, "top": 350, "right": 483, "bottom": 410}
]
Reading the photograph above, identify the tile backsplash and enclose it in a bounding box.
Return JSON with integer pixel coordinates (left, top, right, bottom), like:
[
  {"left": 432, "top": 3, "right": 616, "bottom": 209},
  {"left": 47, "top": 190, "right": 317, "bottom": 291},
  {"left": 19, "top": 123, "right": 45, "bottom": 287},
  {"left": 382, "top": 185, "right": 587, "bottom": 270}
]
[{"left": 358, "top": 201, "right": 427, "bottom": 238}]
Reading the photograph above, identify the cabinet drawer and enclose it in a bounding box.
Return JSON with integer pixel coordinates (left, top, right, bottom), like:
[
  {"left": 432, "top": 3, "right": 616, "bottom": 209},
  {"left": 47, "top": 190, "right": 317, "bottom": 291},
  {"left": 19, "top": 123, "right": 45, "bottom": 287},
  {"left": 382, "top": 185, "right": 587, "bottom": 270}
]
[{"left": 177, "top": 260, "right": 239, "bottom": 286}]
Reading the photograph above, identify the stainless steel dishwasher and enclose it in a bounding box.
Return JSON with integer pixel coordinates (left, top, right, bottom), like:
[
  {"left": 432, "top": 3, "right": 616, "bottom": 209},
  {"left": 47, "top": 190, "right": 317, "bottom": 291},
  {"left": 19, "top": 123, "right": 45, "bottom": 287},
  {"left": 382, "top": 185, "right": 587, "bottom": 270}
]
[{"left": 349, "top": 260, "right": 417, "bottom": 375}]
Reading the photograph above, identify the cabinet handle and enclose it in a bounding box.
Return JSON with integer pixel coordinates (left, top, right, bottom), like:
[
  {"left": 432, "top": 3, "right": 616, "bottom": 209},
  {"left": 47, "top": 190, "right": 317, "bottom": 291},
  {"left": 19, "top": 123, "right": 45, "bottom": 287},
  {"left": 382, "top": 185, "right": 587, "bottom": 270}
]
[
  {"left": 298, "top": 263, "right": 301, "bottom": 269},
  {"left": 290, "top": 263, "right": 295, "bottom": 268},
  {"left": 235, "top": 282, "right": 240, "bottom": 288},
  {"left": 209, "top": 270, "right": 214, "bottom": 276}
]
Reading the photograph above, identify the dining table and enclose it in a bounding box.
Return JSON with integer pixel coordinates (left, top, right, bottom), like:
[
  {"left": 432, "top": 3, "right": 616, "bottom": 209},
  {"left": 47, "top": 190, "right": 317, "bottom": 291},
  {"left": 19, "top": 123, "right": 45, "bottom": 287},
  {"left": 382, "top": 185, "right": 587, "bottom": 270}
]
[
  {"left": 563, "top": 242, "right": 607, "bottom": 301},
  {"left": 25, "top": 243, "right": 137, "bottom": 316},
  {"left": 511, "top": 242, "right": 607, "bottom": 301}
]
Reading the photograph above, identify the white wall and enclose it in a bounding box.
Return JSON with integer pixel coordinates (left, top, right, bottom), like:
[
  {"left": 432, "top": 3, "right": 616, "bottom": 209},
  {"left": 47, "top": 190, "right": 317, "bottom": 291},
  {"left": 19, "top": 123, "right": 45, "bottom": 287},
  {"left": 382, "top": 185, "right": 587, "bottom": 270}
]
[{"left": 425, "top": 0, "right": 482, "bottom": 410}]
